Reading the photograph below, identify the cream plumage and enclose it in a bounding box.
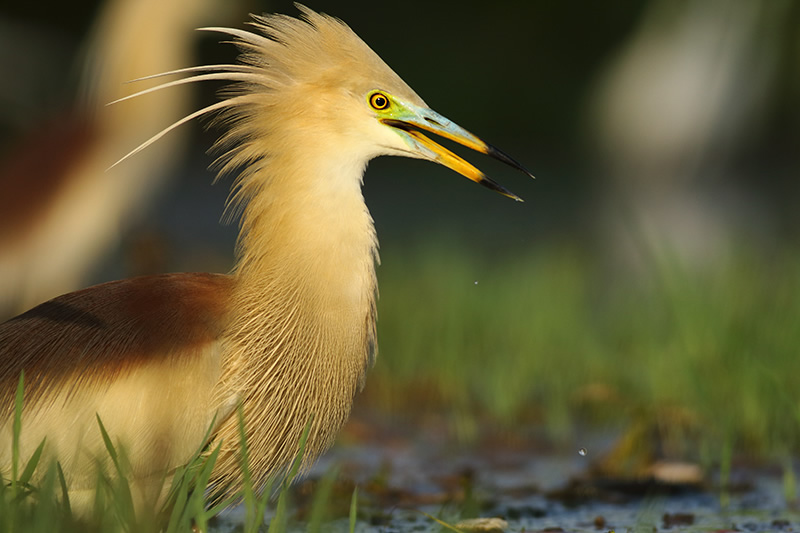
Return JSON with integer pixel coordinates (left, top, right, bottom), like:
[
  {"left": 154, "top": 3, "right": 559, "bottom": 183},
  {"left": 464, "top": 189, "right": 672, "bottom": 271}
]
[{"left": 0, "top": 4, "right": 532, "bottom": 516}]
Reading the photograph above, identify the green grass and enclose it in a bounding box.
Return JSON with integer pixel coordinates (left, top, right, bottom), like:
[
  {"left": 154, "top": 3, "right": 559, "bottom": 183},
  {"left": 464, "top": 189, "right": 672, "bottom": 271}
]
[
  {"left": 1, "top": 449, "right": 361, "bottom": 533},
  {"left": 0, "top": 376, "right": 352, "bottom": 533},
  {"left": 369, "top": 241, "right": 800, "bottom": 455},
  {"left": 4, "top": 241, "right": 798, "bottom": 530}
]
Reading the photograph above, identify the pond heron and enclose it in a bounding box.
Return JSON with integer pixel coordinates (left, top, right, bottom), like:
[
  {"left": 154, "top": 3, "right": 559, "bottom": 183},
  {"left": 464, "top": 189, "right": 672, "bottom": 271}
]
[{"left": 0, "top": 4, "right": 533, "bottom": 516}]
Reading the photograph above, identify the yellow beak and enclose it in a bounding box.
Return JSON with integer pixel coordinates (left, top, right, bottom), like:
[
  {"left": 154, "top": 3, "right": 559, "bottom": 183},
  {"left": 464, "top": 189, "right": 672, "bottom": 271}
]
[{"left": 381, "top": 105, "right": 534, "bottom": 201}]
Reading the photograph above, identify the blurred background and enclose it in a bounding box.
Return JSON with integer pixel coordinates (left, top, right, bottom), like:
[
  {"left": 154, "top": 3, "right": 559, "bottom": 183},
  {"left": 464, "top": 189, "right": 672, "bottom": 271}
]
[{"left": 1, "top": 0, "right": 799, "bottom": 476}]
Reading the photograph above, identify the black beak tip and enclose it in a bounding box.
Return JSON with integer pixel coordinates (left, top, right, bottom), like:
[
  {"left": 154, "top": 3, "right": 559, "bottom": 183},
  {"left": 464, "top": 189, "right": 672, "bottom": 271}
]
[
  {"left": 486, "top": 144, "right": 536, "bottom": 180},
  {"left": 479, "top": 175, "right": 524, "bottom": 202}
]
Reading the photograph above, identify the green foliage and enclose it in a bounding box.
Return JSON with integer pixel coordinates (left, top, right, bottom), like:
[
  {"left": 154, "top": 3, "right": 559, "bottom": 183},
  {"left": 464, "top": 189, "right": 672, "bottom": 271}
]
[
  {"left": 372, "top": 242, "right": 800, "bottom": 453},
  {"left": 305, "top": 465, "right": 339, "bottom": 533},
  {"left": 0, "top": 378, "right": 344, "bottom": 533},
  {"left": 4, "top": 243, "right": 798, "bottom": 531},
  {"left": 348, "top": 486, "right": 358, "bottom": 533}
]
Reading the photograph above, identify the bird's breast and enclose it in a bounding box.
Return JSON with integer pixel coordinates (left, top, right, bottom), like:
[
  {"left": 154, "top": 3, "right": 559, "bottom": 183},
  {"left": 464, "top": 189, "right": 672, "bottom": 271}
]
[{"left": 209, "top": 185, "right": 379, "bottom": 493}]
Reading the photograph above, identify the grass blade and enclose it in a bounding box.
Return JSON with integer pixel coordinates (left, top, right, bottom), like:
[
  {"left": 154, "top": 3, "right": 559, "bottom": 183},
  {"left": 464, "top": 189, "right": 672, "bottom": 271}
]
[
  {"left": 417, "top": 510, "right": 466, "bottom": 532},
  {"left": 267, "top": 486, "right": 288, "bottom": 533},
  {"left": 186, "top": 443, "right": 222, "bottom": 532},
  {"left": 237, "top": 405, "right": 276, "bottom": 533},
  {"left": 348, "top": 486, "right": 358, "bottom": 533},
  {"left": 237, "top": 405, "right": 258, "bottom": 531},
  {"left": 306, "top": 466, "right": 340, "bottom": 533},
  {"left": 164, "top": 470, "right": 191, "bottom": 533},
  {"left": 287, "top": 417, "right": 313, "bottom": 483},
  {"left": 11, "top": 371, "right": 25, "bottom": 492},
  {"left": 56, "top": 462, "right": 72, "bottom": 516},
  {"left": 267, "top": 419, "right": 314, "bottom": 533},
  {"left": 18, "top": 439, "right": 46, "bottom": 487},
  {"left": 96, "top": 415, "right": 121, "bottom": 470},
  {"left": 95, "top": 414, "right": 136, "bottom": 528},
  {"left": 163, "top": 414, "right": 219, "bottom": 520}
]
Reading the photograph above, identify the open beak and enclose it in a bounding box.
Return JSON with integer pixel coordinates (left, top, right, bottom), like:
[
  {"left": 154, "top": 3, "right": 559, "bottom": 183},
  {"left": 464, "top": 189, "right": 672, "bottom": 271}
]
[{"left": 380, "top": 105, "right": 534, "bottom": 201}]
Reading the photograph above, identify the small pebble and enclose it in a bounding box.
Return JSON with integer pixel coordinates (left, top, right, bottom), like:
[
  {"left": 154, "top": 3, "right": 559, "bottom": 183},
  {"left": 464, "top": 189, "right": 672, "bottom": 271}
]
[
  {"left": 454, "top": 517, "right": 508, "bottom": 533},
  {"left": 662, "top": 512, "right": 694, "bottom": 528}
]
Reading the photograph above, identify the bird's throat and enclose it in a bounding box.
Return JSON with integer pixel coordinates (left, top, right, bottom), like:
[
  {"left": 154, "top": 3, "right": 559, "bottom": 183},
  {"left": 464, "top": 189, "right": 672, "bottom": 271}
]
[{"left": 210, "top": 153, "right": 379, "bottom": 492}]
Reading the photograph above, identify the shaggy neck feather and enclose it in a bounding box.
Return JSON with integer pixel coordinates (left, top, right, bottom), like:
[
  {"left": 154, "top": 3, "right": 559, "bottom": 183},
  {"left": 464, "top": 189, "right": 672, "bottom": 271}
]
[{"left": 210, "top": 144, "right": 379, "bottom": 492}]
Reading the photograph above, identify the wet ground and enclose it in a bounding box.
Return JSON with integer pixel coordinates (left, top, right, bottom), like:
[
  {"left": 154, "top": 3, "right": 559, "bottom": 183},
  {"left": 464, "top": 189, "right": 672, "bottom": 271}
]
[{"left": 209, "top": 415, "right": 799, "bottom": 532}]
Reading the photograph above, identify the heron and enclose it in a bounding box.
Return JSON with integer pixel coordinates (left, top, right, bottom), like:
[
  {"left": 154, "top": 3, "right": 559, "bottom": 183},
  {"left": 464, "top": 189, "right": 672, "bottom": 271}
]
[
  {"left": 0, "top": 4, "right": 533, "bottom": 517},
  {"left": 0, "top": 0, "right": 229, "bottom": 318}
]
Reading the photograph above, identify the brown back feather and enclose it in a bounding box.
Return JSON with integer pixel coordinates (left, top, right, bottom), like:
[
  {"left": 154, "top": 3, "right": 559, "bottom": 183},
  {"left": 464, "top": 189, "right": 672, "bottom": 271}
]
[{"left": 0, "top": 272, "right": 234, "bottom": 414}]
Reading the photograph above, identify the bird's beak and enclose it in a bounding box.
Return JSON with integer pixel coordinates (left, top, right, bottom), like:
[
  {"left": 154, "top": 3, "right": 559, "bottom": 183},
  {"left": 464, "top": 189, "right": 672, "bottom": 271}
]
[{"left": 380, "top": 105, "right": 534, "bottom": 201}]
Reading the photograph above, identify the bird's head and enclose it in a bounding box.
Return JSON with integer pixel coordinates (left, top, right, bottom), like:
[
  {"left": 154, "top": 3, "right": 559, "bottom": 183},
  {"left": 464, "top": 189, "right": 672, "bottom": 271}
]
[
  {"left": 214, "top": 4, "right": 533, "bottom": 201},
  {"left": 113, "top": 4, "right": 533, "bottom": 201},
  {"left": 361, "top": 88, "right": 534, "bottom": 201}
]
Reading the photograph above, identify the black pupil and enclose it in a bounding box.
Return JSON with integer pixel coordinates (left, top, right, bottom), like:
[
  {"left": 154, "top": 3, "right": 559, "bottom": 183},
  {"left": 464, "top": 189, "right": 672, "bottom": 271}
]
[{"left": 374, "top": 95, "right": 387, "bottom": 108}]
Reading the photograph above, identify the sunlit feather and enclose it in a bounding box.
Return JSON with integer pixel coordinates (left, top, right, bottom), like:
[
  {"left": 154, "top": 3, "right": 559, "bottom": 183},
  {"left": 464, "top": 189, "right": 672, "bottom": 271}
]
[{"left": 0, "top": 4, "right": 532, "bottom": 517}]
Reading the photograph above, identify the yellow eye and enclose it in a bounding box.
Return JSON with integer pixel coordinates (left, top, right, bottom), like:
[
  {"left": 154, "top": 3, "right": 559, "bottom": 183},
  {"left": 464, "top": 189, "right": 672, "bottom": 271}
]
[{"left": 369, "top": 92, "right": 390, "bottom": 110}]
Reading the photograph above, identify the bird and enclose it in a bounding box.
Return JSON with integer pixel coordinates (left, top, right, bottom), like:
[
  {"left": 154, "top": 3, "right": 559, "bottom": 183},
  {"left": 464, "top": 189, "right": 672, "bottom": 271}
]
[
  {"left": 0, "top": 4, "right": 533, "bottom": 518},
  {"left": 0, "top": 0, "right": 230, "bottom": 318}
]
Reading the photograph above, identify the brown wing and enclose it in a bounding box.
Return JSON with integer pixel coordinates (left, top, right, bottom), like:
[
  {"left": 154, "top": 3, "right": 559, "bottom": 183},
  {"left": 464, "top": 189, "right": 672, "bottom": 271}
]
[{"left": 0, "top": 272, "right": 234, "bottom": 413}]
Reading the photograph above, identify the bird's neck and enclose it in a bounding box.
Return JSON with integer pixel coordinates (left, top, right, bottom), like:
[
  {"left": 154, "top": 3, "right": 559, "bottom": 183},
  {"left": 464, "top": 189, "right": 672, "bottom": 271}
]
[
  {"left": 213, "top": 147, "right": 378, "bottom": 485},
  {"left": 232, "top": 149, "right": 379, "bottom": 322},
  {"left": 235, "top": 149, "right": 377, "bottom": 287}
]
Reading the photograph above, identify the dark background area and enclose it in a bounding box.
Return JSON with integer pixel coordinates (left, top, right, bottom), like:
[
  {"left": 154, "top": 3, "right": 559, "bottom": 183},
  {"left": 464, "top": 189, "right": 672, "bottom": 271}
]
[{"left": 0, "top": 0, "right": 798, "bottom": 283}]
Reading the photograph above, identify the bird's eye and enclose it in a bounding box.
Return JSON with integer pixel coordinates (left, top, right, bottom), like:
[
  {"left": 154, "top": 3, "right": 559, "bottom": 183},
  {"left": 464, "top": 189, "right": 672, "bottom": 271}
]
[{"left": 369, "top": 92, "right": 390, "bottom": 110}]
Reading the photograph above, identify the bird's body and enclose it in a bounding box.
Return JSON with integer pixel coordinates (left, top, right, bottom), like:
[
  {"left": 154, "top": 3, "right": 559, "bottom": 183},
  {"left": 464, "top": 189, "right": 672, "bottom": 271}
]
[
  {"left": 0, "top": 273, "right": 234, "bottom": 508},
  {"left": 0, "top": 5, "right": 532, "bottom": 517}
]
